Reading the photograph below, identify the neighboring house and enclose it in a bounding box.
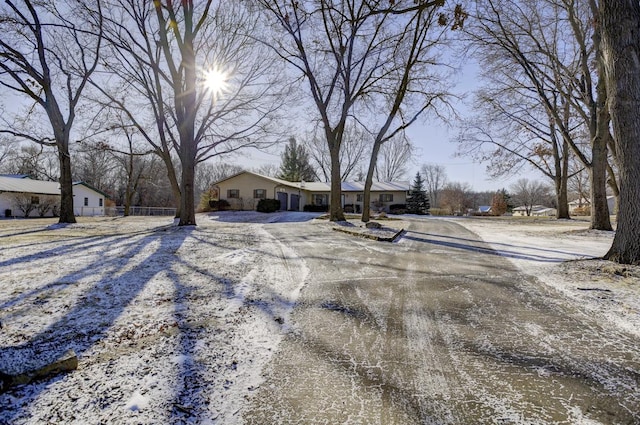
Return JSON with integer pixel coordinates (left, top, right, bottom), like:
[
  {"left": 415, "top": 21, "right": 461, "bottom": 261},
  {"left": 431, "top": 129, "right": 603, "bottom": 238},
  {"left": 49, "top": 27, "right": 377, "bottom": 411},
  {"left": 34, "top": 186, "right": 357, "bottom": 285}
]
[
  {"left": 512, "top": 205, "right": 557, "bottom": 217},
  {"left": 73, "top": 182, "right": 108, "bottom": 217},
  {"left": 0, "top": 175, "right": 107, "bottom": 217},
  {"left": 477, "top": 205, "right": 492, "bottom": 214},
  {"left": 568, "top": 196, "right": 617, "bottom": 215},
  {"left": 213, "top": 171, "right": 409, "bottom": 213}
]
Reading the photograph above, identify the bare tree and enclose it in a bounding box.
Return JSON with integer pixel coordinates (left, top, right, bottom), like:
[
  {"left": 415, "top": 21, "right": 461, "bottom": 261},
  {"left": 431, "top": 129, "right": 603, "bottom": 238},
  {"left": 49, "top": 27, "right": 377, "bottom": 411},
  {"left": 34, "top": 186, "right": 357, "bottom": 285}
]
[
  {"left": 103, "top": 130, "right": 155, "bottom": 216},
  {"left": 95, "top": 0, "right": 284, "bottom": 225},
  {"left": 73, "top": 141, "right": 119, "bottom": 191},
  {"left": 567, "top": 161, "right": 590, "bottom": 205},
  {"left": 257, "top": 0, "right": 461, "bottom": 222},
  {"left": 3, "top": 144, "right": 59, "bottom": 180},
  {"left": 421, "top": 163, "right": 448, "bottom": 208},
  {"left": 304, "top": 124, "right": 369, "bottom": 182},
  {"left": 0, "top": 136, "right": 13, "bottom": 169},
  {"left": 0, "top": 0, "right": 103, "bottom": 223},
  {"left": 195, "top": 161, "right": 243, "bottom": 205},
  {"left": 12, "top": 193, "right": 37, "bottom": 217},
  {"left": 510, "top": 178, "right": 551, "bottom": 216},
  {"left": 374, "top": 134, "right": 414, "bottom": 182},
  {"left": 459, "top": 0, "right": 614, "bottom": 227},
  {"left": 36, "top": 195, "right": 58, "bottom": 217},
  {"left": 600, "top": 0, "right": 640, "bottom": 264},
  {"left": 253, "top": 163, "right": 279, "bottom": 178},
  {"left": 439, "top": 181, "right": 474, "bottom": 215}
]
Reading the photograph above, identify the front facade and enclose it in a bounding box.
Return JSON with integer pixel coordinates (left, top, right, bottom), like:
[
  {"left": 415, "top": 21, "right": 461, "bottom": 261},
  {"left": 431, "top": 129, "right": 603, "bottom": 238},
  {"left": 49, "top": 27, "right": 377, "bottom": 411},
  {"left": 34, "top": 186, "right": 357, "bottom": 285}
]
[
  {"left": 512, "top": 205, "right": 557, "bottom": 217},
  {"left": 568, "top": 196, "right": 617, "bottom": 215},
  {"left": 0, "top": 176, "right": 107, "bottom": 218},
  {"left": 0, "top": 176, "right": 61, "bottom": 218},
  {"left": 213, "top": 171, "right": 409, "bottom": 213},
  {"left": 73, "top": 182, "right": 108, "bottom": 216}
]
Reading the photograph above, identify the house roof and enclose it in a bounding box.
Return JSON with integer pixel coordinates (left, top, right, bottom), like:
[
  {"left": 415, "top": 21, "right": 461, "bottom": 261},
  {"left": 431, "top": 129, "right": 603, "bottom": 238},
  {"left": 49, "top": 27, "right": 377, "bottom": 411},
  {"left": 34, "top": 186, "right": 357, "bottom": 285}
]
[
  {"left": 213, "top": 170, "right": 300, "bottom": 189},
  {"left": 513, "top": 204, "right": 551, "bottom": 212},
  {"left": 73, "top": 181, "right": 110, "bottom": 198},
  {"left": 0, "top": 176, "right": 60, "bottom": 195},
  {"left": 568, "top": 196, "right": 615, "bottom": 206},
  {"left": 0, "top": 176, "right": 109, "bottom": 198},
  {"left": 213, "top": 170, "right": 409, "bottom": 192},
  {"left": 0, "top": 174, "right": 31, "bottom": 179}
]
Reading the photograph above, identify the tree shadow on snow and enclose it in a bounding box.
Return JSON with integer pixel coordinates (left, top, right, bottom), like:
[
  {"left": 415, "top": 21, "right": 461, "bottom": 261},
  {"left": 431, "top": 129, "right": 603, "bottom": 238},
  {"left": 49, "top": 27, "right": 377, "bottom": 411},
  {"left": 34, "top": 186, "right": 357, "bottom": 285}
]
[
  {"left": 0, "top": 224, "right": 193, "bottom": 423},
  {"left": 401, "top": 231, "right": 593, "bottom": 263}
]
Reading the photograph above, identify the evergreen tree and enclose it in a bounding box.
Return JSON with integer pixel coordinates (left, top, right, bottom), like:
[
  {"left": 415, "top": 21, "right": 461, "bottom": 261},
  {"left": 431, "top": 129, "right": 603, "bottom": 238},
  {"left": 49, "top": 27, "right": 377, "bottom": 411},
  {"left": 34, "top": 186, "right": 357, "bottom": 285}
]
[
  {"left": 278, "top": 137, "right": 317, "bottom": 182},
  {"left": 406, "top": 172, "right": 430, "bottom": 215}
]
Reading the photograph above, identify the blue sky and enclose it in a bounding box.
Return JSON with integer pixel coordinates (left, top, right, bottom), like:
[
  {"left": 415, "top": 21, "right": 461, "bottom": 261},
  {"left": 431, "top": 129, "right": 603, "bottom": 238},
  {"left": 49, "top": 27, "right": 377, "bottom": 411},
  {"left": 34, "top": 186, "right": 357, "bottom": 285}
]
[{"left": 242, "top": 60, "right": 545, "bottom": 193}]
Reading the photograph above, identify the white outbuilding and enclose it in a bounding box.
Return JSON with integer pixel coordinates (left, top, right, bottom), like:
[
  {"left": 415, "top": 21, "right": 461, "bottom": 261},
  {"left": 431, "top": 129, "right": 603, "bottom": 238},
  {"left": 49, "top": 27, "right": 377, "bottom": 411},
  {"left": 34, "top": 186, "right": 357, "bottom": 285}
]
[{"left": 0, "top": 175, "right": 108, "bottom": 218}]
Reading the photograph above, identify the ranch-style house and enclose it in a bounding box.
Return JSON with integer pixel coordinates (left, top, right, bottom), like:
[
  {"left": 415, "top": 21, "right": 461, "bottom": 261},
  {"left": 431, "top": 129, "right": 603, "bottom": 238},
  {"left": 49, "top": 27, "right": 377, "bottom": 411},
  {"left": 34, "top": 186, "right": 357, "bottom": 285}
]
[{"left": 213, "top": 171, "right": 409, "bottom": 213}]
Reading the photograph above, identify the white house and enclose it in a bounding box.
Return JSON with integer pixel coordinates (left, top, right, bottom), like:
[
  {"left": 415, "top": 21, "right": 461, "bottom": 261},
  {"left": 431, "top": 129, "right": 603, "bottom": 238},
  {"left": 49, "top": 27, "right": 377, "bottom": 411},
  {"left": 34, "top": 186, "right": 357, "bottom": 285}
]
[
  {"left": 512, "top": 205, "right": 557, "bottom": 217},
  {"left": 568, "top": 196, "right": 617, "bottom": 215},
  {"left": 212, "top": 171, "right": 409, "bottom": 213},
  {"left": 72, "top": 182, "right": 108, "bottom": 216},
  {"left": 0, "top": 175, "right": 108, "bottom": 218}
]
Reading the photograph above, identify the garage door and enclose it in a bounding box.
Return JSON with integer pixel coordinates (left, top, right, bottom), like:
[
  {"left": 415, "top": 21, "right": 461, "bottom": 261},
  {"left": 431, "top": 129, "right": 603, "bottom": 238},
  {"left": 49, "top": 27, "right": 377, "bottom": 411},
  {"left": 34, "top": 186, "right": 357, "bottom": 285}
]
[
  {"left": 277, "top": 192, "right": 288, "bottom": 211},
  {"left": 290, "top": 194, "right": 299, "bottom": 211}
]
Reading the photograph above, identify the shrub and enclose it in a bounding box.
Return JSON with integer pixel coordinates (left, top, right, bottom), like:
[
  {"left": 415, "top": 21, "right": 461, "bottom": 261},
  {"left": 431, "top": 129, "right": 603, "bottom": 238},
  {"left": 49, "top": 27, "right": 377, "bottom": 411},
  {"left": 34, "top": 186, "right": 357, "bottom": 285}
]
[
  {"left": 257, "top": 198, "right": 280, "bottom": 213},
  {"left": 428, "top": 208, "right": 448, "bottom": 216},
  {"left": 303, "top": 204, "right": 329, "bottom": 212},
  {"left": 573, "top": 206, "right": 591, "bottom": 216},
  {"left": 209, "top": 199, "right": 230, "bottom": 211},
  {"left": 344, "top": 204, "right": 355, "bottom": 213},
  {"left": 389, "top": 204, "right": 407, "bottom": 215}
]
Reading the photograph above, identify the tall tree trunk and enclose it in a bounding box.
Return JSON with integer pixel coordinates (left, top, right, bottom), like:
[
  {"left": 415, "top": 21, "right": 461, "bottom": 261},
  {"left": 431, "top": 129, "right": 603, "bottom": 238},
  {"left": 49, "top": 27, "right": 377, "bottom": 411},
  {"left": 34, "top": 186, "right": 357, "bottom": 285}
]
[
  {"left": 178, "top": 15, "right": 197, "bottom": 226},
  {"left": 328, "top": 141, "right": 345, "bottom": 222},
  {"left": 591, "top": 52, "right": 613, "bottom": 230},
  {"left": 361, "top": 142, "right": 382, "bottom": 223},
  {"left": 590, "top": 130, "right": 612, "bottom": 229},
  {"left": 556, "top": 139, "right": 570, "bottom": 219},
  {"left": 57, "top": 145, "right": 76, "bottom": 224},
  {"left": 601, "top": 0, "right": 640, "bottom": 264}
]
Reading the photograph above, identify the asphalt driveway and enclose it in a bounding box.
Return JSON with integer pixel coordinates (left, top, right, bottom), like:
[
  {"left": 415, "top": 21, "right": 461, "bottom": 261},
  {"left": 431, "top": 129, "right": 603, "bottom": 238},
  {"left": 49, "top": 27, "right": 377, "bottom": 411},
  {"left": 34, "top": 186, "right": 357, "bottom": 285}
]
[{"left": 244, "top": 218, "right": 640, "bottom": 424}]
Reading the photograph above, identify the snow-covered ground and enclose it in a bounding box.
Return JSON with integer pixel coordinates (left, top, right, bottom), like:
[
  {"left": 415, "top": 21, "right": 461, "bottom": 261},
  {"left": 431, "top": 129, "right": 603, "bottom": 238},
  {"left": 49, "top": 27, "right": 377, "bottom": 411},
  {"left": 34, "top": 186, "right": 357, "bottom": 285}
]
[
  {"left": 0, "top": 212, "right": 638, "bottom": 424},
  {"left": 449, "top": 216, "right": 640, "bottom": 338},
  {"left": 0, "top": 214, "right": 313, "bottom": 424}
]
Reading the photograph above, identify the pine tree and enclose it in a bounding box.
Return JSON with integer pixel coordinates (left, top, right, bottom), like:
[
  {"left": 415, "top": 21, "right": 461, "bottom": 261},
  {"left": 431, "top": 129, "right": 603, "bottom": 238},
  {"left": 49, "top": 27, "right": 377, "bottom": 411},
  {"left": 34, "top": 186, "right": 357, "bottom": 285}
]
[
  {"left": 406, "top": 172, "right": 430, "bottom": 214},
  {"left": 277, "top": 137, "right": 317, "bottom": 182}
]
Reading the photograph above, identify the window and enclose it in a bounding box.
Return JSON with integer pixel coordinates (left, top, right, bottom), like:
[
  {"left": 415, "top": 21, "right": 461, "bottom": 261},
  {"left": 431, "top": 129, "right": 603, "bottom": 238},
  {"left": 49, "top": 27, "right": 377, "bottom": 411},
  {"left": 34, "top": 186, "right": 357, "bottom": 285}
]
[
  {"left": 84, "top": 197, "right": 89, "bottom": 206},
  {"left": 379, "top": 194, "right": 393, "bottom": 203},
  {"left": 227, "top": 189, "right": 240, "bottom": 199},
  {"left": 31, "top": 196, "right": 40, "bottom": 205},
  {"left": 253, "top": 189, "right": 267, "bottom": 199},
  {"left": 313, "top": 194, "right": 328, "bottom": 205},
  {"left": 356, "top": 193, "right": 363, "bottom": 202},
  {"left": 99, "top": 198, "right": 103, "bottom": 207}
]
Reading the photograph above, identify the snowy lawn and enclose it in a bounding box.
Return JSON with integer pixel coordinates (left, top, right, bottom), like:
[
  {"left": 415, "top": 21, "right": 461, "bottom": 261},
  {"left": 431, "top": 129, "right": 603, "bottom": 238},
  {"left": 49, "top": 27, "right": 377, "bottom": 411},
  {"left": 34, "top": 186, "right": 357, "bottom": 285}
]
[
  {"left": 449, "top": 216, "right": 640, "bottom": 338},
  {"left": 0, "top": 213, "right": 638, "bottom": 424},
  {"left": 0, "top": 213, "right": 312, "bottom": 424}
]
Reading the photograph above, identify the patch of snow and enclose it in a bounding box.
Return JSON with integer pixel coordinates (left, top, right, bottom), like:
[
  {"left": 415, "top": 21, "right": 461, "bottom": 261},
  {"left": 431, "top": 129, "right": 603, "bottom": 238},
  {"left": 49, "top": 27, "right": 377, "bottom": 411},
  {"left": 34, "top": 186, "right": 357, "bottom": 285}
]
[
  {"left": 449, "top": 217, "right": 640, "bottom": 338},
  {"left": 125, "top": 391, "right": 150, "bottom": 411}
]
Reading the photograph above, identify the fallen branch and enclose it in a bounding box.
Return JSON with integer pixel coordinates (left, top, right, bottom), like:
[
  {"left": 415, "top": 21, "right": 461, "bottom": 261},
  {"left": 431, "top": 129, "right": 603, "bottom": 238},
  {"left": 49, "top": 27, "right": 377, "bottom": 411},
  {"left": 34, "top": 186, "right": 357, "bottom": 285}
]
[{"left": 0, "top": 349, "right": 78, "bottom": 393}]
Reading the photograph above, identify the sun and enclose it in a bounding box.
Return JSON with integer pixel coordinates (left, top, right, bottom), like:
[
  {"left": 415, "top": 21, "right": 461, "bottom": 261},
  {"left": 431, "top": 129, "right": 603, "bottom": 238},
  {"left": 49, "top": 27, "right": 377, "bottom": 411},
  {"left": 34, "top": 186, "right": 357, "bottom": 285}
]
[{"left": 203, "top": 67, "right": 229, "bottom": 96}]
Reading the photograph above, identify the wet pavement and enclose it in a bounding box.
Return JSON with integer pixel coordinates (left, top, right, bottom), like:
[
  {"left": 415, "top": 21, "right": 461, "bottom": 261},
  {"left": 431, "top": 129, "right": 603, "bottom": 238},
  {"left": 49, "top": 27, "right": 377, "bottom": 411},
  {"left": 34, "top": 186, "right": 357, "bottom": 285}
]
[{"left": 244, "top": 219, "right": 640, "bottom": 424}]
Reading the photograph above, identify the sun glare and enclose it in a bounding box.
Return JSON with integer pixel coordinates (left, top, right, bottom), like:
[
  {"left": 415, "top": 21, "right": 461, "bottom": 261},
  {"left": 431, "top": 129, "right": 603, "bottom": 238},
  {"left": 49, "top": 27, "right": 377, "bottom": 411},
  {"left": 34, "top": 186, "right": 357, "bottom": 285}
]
[{"left": 203, "top": 67, "right": 228, "bottom": 96}]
